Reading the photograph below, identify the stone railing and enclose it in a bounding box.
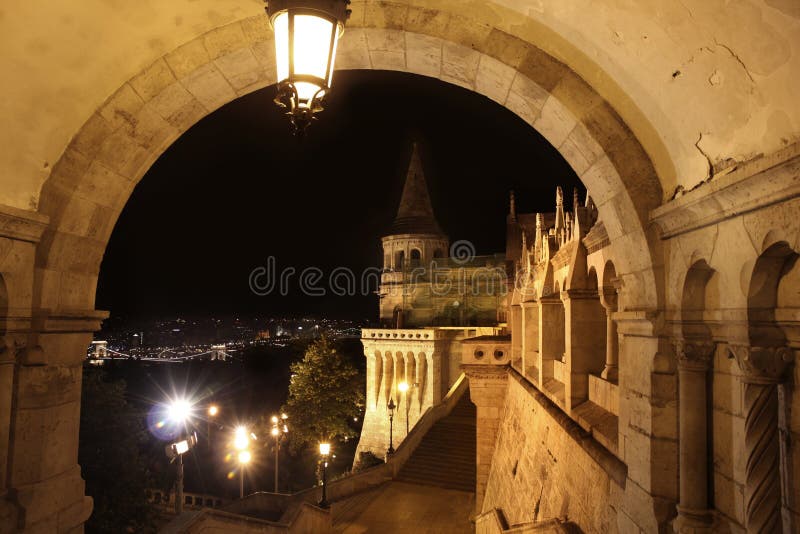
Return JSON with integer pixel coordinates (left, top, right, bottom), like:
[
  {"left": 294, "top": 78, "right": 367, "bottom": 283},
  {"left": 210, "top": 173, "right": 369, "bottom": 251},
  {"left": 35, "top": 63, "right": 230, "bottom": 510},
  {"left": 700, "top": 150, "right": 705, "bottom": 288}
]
[{"left": 162, "top": 499, "right": 330, "bottom": 534}]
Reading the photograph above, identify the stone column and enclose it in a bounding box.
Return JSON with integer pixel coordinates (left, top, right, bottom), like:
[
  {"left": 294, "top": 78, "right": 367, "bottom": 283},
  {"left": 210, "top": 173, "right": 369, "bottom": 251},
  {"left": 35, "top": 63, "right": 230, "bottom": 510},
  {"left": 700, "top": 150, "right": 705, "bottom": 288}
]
[
  {"left": 538, "top": 297, "right": 565, "bottom": 384},
  {"left": 381, "top": 352, "right": 394, "bottom": 408},
  {"left": 416, "top": 353, "right": 426, "bottom": 411},
  {"left": 600, "top": 287, "right": 619, "bottom": 382},
  {"left": 729, "top": 345, "right": 794, "bottom": 534},
  {"left": 562, "top": 289, "right": 606, "bottom": 411},
  {"left": 462, "top": 365, "right": 508, "bottom": 517},
  {"left": 674, "top": 339, "right": 715, "bottom": 532},
  {"left": 521, "top": 301, "right": 539, "bottom": 379},
  {"left": 426, "top": 352, "right": 442, "bottom": 405}
]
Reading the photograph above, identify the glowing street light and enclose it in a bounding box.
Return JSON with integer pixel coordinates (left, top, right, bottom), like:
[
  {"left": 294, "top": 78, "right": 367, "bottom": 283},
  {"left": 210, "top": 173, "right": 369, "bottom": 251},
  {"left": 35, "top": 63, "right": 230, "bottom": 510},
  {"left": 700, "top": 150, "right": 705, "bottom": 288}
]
[
  {"left": 318, "top": 442, "right": 331, "bottom": 508},
  {"left": 265, "top": 0, "right": 352, "bottom": 134},
  {"left": 168, "top": 399, "right": 192, "bottom": 424},
  {"left": 238, "top": 449, "right": 252, "bottom": 499},
  {"left": 234, "top": 426, "right": 250, "bottom": 451},
  {"left": 208, "top": 405, "right": 219, "bottom": 417}
]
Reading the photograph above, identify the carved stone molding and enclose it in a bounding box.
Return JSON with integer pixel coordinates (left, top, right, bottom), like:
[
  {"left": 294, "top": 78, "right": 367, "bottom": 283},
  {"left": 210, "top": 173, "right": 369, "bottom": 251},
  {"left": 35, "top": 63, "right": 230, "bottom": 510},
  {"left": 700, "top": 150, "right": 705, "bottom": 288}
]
[
  {"left": 674, "top": 339, "right": 715, "bottom": 371},
  {"left": 0, "top": 203, "right": 49, "bottom": 243},
  {"left": 728, "top": 345, "right": 794, "bottom": 384}
]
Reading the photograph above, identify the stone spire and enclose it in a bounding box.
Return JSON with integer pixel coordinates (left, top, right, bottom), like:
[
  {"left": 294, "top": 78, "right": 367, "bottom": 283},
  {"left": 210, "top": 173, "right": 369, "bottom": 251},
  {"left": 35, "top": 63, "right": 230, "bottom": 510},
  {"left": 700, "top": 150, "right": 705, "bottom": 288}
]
[
  {"left": 509, "top": 190, "right": 517, "bottom": 221},
  {"left": 573, "top": 187, "right": 580, "bottom": 215},
  {"left": 389, "top": 143, "right": 445, "bottom": 236},
  {"left": 554, "top": 186, "right": 565, "bottom": 239}
]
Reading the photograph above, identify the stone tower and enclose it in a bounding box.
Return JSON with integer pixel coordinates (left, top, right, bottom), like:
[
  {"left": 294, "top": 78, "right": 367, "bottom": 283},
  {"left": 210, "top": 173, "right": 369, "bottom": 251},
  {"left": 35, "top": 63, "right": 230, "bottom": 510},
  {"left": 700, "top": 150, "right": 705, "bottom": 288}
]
[{"left": 379, "top": 143, "right": 449, "bottom": 327}]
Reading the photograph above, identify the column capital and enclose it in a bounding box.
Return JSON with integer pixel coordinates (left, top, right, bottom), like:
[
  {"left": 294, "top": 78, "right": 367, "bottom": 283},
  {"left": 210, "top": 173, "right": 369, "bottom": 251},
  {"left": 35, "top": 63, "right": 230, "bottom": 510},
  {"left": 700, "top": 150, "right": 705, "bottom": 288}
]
[
  {"left": 728, "top": 344, "right": 794, "bottom": 384},
  {"left": 674, "top": 339, "right": 715, "bottom": 371}
]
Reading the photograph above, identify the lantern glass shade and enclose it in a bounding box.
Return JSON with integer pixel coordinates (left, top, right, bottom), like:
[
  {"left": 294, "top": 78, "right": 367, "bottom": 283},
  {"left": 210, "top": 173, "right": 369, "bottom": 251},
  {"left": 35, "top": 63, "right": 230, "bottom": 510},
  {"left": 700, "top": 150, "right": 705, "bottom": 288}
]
[{"left": 272, "top": 9, "right": 342, "bottom": 109}]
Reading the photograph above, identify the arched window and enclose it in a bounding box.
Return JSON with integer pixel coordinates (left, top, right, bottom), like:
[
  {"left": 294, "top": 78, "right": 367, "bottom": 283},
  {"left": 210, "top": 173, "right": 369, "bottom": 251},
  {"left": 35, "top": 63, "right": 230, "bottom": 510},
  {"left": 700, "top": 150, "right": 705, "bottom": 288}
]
[{"left": 395, "top": 250, "right": 405, "bottom": 270}]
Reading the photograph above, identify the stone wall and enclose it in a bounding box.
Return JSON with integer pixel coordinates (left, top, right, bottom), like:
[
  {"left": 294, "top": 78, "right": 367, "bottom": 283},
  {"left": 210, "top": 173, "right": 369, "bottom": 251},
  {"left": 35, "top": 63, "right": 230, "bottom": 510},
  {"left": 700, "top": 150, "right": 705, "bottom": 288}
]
[{"left": 482, "top": 370, "right": 625, "bottom": 533}]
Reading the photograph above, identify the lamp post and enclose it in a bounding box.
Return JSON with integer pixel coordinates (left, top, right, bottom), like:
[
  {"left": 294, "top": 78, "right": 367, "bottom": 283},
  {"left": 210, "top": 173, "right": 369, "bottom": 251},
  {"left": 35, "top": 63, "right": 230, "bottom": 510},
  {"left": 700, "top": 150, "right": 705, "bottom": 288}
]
[
  {"left": 265, "top": 0, "right": 352, "bottom": 134},
  {"left": 318, "top": 442, "right": 331, "bottom": 508},
  {"left": 387, "top": 398, "right": 396, "bottom": 456},
  {"left": 233, "top": 426, "right": 252, "bottom": 498},
  {"left": 164, "top": 398, "right": 196, "bottom": 515},
  {"left": 271, "top": 413, "right": 289, "bottom": 493},
  {"left": 238, "top": 450, "right": 252, "bottom": 499}
]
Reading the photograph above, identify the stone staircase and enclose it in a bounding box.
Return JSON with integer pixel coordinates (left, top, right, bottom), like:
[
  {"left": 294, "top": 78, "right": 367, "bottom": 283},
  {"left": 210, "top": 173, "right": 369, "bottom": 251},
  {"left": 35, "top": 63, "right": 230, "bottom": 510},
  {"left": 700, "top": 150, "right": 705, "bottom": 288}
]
[{"left": 395, "top": 390, "right": 476, "bottom": 492}]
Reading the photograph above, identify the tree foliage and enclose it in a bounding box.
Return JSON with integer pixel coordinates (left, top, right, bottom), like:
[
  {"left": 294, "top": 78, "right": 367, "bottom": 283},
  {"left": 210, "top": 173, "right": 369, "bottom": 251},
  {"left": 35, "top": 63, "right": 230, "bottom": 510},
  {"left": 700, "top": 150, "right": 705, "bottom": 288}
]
[
  {"left": 79, "top": 369, "right": 156, "bottom": 533},
  {"left": 280, "top": 336, "right": 364, "bottom": 450}
]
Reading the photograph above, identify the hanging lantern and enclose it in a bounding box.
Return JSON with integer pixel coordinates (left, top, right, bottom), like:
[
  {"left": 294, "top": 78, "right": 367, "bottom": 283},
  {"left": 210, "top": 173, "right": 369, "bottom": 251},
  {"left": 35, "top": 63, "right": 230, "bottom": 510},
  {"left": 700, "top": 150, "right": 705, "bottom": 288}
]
[{"left": 265, "top": 0, "right": 351, "bottom": 134}]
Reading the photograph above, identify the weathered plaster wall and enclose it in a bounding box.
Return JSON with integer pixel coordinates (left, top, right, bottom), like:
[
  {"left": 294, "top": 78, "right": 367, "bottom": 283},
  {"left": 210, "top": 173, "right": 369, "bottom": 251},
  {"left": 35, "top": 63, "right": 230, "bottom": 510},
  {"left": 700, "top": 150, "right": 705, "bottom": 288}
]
[{"left": 1, "top": 0, "right": 799, "bottom": 210}]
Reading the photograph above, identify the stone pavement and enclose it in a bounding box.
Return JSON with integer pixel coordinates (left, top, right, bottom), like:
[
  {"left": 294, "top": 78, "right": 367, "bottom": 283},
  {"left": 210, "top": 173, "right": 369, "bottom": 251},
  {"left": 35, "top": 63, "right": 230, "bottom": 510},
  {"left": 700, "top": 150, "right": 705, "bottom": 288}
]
[{"left": 332, "top": 481, "right": 475, "bottom": 534}]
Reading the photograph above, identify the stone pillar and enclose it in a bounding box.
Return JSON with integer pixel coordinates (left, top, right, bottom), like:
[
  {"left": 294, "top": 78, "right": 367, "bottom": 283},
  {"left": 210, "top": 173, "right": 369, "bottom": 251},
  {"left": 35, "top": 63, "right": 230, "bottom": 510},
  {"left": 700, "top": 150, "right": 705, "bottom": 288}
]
[
  {"left": 600, "top": 288, "right": 619, "bottom": 382},
  {"left": 510, "top": 305, "right": 522, "bottom": 369},
  {"left": 729, "top": 345, "right": 794, "bottom": 534},
  {"left": 462, "top": 365, "right": 508, "bottom": 517},
  {"left": 0, "top": 336, "right": 16, "bottom": 527},
  {"left": 5, "top": 312, "right": 105, "bottom": 532},
  {"left": 416, "top": 353, "right": 426, "bottom": 411},
  {"left": 538, "top": 297, "right": 565, "bottom": 383},
  {"left": 427, "top": 352, "right": 442, "bottom": 405},
  {"left": 674, "top": 340, "right": 715, "bottom": 532},
  {"left": 521, "top": 301, "right": 539, "bottom": 379},
  {"left": 382, "top": 352, "right": 394, "bottom": 407},
  {"left": 562, "top": 289, "right": 606, "bottom": 411}
]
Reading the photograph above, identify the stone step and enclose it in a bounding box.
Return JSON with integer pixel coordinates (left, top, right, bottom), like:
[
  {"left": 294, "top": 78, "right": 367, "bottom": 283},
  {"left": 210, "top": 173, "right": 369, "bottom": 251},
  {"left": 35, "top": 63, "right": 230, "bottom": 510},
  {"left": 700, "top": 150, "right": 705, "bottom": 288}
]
[{"left": 396, "top": 391, "right": 476, "bottom": 492}]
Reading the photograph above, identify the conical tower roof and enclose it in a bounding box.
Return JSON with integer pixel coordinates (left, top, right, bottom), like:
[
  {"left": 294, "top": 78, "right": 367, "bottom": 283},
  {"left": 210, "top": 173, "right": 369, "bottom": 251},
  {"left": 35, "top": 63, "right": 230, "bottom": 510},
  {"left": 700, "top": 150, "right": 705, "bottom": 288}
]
[{"left": 388, "top": 143, "right": 445, "bottom": 236}]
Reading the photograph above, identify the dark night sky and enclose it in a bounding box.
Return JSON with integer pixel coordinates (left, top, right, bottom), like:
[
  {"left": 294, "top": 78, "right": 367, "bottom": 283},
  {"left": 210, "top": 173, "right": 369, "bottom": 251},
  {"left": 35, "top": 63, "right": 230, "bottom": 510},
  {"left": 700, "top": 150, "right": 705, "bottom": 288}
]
[{"left": 95, "top": 70, "right": 580, "bottom": 319}]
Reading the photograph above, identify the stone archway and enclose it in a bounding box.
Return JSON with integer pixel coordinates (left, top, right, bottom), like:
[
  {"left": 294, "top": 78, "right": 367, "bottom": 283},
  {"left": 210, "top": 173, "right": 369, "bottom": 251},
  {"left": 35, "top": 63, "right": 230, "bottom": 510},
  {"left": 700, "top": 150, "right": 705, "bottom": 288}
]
[{"left": 16, "top": 7, "right": 666, "bottom": 532}]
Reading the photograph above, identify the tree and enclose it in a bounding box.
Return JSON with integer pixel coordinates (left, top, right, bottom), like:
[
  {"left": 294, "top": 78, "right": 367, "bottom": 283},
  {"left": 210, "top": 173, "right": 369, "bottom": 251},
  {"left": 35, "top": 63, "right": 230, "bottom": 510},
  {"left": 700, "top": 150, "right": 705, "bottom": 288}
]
[
  {"left": 280, "top": 336, "right": 364, "bottom": 450},
  {"left": 79, "top": 369, "right": 156, "bottom": 533}
]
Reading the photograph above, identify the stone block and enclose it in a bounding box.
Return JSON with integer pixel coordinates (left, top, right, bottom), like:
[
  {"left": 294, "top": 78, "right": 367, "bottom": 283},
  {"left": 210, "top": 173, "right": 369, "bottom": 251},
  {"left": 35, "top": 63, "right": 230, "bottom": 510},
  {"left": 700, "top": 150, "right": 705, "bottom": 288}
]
[
  {"left": 370, "top": 50, "right": 406, "bottom": 71},
  {"left": 130, "top": 58, "right": 176, "bottom": 102},
  {"left": 251, "top": 40, "right": 277, "bottom": 72},
  {"left": 215, "top": 48, "right": 264, "bottom": 91},
  {"left": 405, "top": 7, "right": 450, "bottom": 37},
  {"left": 98, "top": 84, "right": 145, "bottom": 134},
  {"left": 203, "top": 23, "right": 248, "bottom": 60},
  {"left": 241, "top": 15, "right": 272, "bottom": 44},
  {"left": 443, "top": 14, "right": 492, "bottom": 51},
  {"left": 559, "top": 123, "right": 604, "bottom": 175},
  {"left": 93, "top": 130, "right": 149, "bottom": 180},
  {"left": 483, "top": 29, "right": 530, "bottom": 70},
  {"left": 336, "top": 28, "right": 371, "bottom": 70},
  {"left": 405, "top": 33, "right": 442, "bottom": 78},
  {"left": 441, "top": 42, "right": 480, "bottom": 86},
  {"left": 165, "top": 39, "right": 212, "bottom": 79},
  {"left": 517, "top": 44, "right": 568, "bottom": 93},
  {"left": 364, "top": 2, "right": 408, "bottom": 30},
  {"left": 365, "top": 28, "right": 405, "bottom": 52},
  {"left": 45, "top": 148, "right": 92, "bottom": 195},
  {"left": 180, "top": 63, "right": 237, "bottom": 112},
  {"left": 533, "top": 96, "right": 578, "bottom": 149},
  {"left": 475, "top": 55, "right": 515, "bottom": 105}
]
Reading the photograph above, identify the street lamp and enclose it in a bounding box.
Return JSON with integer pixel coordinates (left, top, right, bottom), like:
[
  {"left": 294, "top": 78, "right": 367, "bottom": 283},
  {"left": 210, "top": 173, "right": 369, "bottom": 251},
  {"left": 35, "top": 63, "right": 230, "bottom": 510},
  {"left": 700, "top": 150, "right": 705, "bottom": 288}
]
[
  {"left": 271, "top": 413, "right": 289, "bottom": 493},
  {"left": 238, "top": 450, "right": 252, "bottom": 499},
  {"left": 318, "top": 442, "right": 331, "bottom": 508},
  {"left": 386, "top": 397, "right": 396, "bottom": 456},
  {"left": 164, "top": 398, "right": 196, "bottom": 514},
  {"left": 265, "top": 0, "right": 352, "bottom": 134}
]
